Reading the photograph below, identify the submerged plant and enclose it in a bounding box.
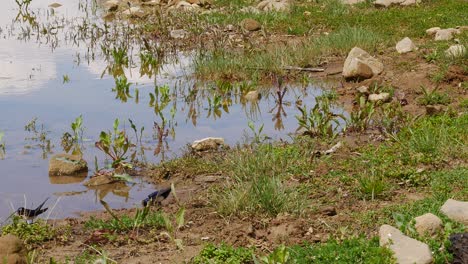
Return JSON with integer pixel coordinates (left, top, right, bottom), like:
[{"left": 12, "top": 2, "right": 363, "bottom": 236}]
[
  {"left": 113, "top": 75, "right": 132, "bottom": 102},
  {"left": 95, "top": 119, "right": 133, "bottom": 170},
  {"left": 24, "top": 118, "right": 53, "bottom": 159}
]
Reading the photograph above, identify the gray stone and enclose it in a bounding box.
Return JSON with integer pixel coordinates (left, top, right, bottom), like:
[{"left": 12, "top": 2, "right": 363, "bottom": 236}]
[
  {"left": 49, "top": 153, "right": 88, "bottom": 176},
  {"left": 379, "top": 225, "right": 433, "bottom": 264},
  {"left": 191, "top": 137, "right": 225, "bottom": 151},
  {"left": 445, "top": 44, "right": 466, "bottom": 58},
  {"left": 434, "top": 28, "right": 459, "bottom": 41},
  {"left": 440, "top": 199, "right": 468, "bottom": 225},
  {"left": 343, "top": 47, "right": 383, "bottom": 79},
  {"left": 396, "top": 37, "right": 416, "bottom": 54},
  {"left": 170, "top": 29, "right": 188, "bottom": 39},
  {"left": 368, "top": 93, "right": 391, "bottom": 103},
  {"left": 257, "top": 0, "right": 290, "bottom": 12},
  {"left": 241, "top": 18, "right": 261, "bottom": 31},
  {"left": 414, "top": 213, "right": 443, "bottom": 237},
  {"left": 426, "top": 27, "right": 441, "bottom": 36},
  {"left": 356, "top": 86, "right": 369, "bottom": 95}
]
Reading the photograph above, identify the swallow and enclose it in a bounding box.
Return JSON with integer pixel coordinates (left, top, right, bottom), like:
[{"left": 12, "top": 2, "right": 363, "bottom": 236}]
[
  {"left": 142, "top": 188, "right": 171, "bottom": 207},
  {"left": 16, "top": 197, "right": 49, "bottom": 224}
]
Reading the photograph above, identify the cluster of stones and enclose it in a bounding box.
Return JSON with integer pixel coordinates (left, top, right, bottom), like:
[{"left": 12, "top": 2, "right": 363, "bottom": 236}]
[{"left": 379, "top": 199, "right": 468, "bottom": 264}]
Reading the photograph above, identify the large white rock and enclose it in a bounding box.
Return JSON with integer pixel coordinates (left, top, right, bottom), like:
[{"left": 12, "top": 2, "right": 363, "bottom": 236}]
[
  {"left": 426, "top": 27, "right": 441, "bottom": 36},
  {"left": 191, "top": 137, "right": 225, "bottom": 151},
  {"left": 414, "top": 213, "right": 443, "bottom": 237},
  {"left": 445, "top": 45, "right": 466, "bottom": 58},
  {"left": 374, "top": 0, "right": 420, "bottom": 7},
  {"left": 368, "top": 93, "right": 391, "bottom": 103},
  {"left": 257, "top": 0, "right": 291, "bottom": 12},
  {"left": 434, "top": 28, "right": 459, "bottom": 41},
  {"left": 379, "top": 225, "right": 433, "bottom": 264},
  {"left": 441, "top": 199, "right": 468, "bottom": 225},
  {"left": 396, "top": 37, "right": 416, "bottom": 54},
  {"left": 342, "top": 47, "right": 384, "bottom": 79}
]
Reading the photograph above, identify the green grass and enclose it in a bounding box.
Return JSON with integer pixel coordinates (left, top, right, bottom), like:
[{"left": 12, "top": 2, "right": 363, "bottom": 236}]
[
  {"left": 191, "top": 243, "right": 254, "bottom": 264},
  {"left": 1, "top": 217, "right": 55, "bottom": 245},
  {"left": 84, "top": 210, "right": 165, "bottom": 232},
  {"left": 289, "top": 237, "right": 395, "bottom": 264}
]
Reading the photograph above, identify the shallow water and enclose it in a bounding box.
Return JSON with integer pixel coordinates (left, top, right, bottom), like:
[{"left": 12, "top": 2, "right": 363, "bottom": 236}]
[{"left": 0, "top": 0, "right": 341, "bottom": 220}]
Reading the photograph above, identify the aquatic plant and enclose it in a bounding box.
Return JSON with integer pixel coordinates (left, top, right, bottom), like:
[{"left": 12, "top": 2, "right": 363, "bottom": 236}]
[
  {"left": 24, "top": 118, "right": 53, "bottom": 159},
  {"left": 112, "top": 75, "right": 132, "bottom": 103},
  {"left": 0, "top": 131, "right": 5, "bottom": 159},
  {"left": 296, "top": 96, "right": 343, "bottom": 139},
  {"left": 95, "top": 119, "right": 133, "bottom": 170},
  {"left": 345, "top": 96, "right": 375, "bottom": 132}
]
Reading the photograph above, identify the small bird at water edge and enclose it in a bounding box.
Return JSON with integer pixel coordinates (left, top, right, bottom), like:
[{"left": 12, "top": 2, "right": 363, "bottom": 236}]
[
  {"left": 16, "top": 197, "right": 49, "bottom": 224},
  {"left": 142, "top": 188, "right": 171, "bottom": 207}
]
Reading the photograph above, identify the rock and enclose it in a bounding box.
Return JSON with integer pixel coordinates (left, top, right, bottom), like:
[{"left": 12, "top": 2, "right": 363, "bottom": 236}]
[
  {"left": 257, "top": 0, "right": 290, "bottom": 12},
  {"left": 396, "top": 37, "right": 416, "bottom": 54},
  {"left": 342, "top": 47, "right": 384, "bottom": 80},
  {"left": 425, "top": 105, "right": 446, "bottom": 116},
  {"left": 49, "top": 172, "right": 87, "bottom": 184},
  {"left": 445, "top": 44, "right": 466, "bottom": 58},
  {"left": 49, "top": 154, "right": 88, "bottom": 176},
  {"left": 320, "top": 206, "right": 337, "bottom": 216},
  {"left": 122, "top": 7, "right": 145, "bottom": 18},
  {"left": 374, "top": 0, "right": 402, "bottom": 7},
  {"left": 448, "top": 233, "right": 468, "bottom": 264},
  {"left": 49, "top": 2, "right": 62, "bottom": 8},
  {"left": 379, "top": 225, "right": 433, "bottom": 264},
  {"left": 434, "top": 28, "right": 459, "bottom": 41},
  {"left": 104, "top": 0, "right": 119, "bottom": 11},
  {"left": 400, "top": 0, "right": 419, "bottom": 6},
  {"left": 425, "top": 27, "right": 441, "bottom": 36},
  {"left": 414, "top": 213, "right": 442, "bottom": 237},
  {"left": 175, "top": 1, "right": 199, "bottom": 10},
  {"left": 440, "top": 199, "right": 468, "bottom": 225},
  {"left": 342, "top": 0, "right": 366, "bottom": 4},
  {"left": 368, "top": 93, "right": 391, "bottom": 103},
  {"left": 241, "top": 18, "right": 261, "bottom": 31},
  {"left": 0, "top": 234, "right": 27, "bottom": 264},
  {"left": 84, "top": 174, "right": 118, "bottom": 187},
  {"left": 191, "top": 137, "right": 224, "bottom": 151},
  {"left": 244, "top": 90, "right": 260, "bottom": 101},
  {"left": 225, "top": 24, "right": 235, "bottom": 31},
  {"left": 170, "top": 29, "right": 188, "bottom": 39},
  {"left": 357, "top": 86, "right": 369, "bottom": 95}
]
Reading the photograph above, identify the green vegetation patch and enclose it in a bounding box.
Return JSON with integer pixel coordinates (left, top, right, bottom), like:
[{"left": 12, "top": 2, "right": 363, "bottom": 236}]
[
  {"left": 1, "top": 217, "right": 55, "bottom": 244},
  {"left": 192, "top": 243, "right": 254, "bottom": 264}
]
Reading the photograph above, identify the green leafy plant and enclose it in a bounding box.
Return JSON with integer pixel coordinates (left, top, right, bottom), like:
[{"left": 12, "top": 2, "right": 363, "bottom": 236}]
[
  {"left": 113, "top": 75, "right": 132, "bottom": 102},
  {"left": 358, "top": 169, "right": 386, "bottom": 200},
  {"left": 1, "top": 217, "right": 55, "bottom": 245},
  {"left": 61, "top": 115, "right": 85, "bottom": 155},
  {"left": 95, "top": 119, "right": 133, "bottom": 170},
  {"left": 417, "top": 86, "right": 450, "bottom": 106},
  {"left": 255, "top": 245, "right": 293, "bottom": 264},
  {"left": 247, "top": 121, "right": 268, "bottom": 145},
  {"left": 24, "top": 117, "right": 53, "bottom": 159},
  {"left": 392, "top": 212, "right": 416, "bottom": 236},
  {"left": 192, "top": 243, "right": 254, "bottom": 264},
  {"left": 296, "top": 97, "right": 343, "bottom": 139},
  {"left": 346, "top": 96, "right": 375, "bottom": 132}
]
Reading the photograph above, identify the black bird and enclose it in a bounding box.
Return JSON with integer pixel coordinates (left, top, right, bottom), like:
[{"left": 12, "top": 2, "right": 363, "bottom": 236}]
[
  {"left": 16, "top": 197, "right": 49, "bottom": 224},
  {"left": 142, "top": 188, "right": 171, "bottom": 207}
]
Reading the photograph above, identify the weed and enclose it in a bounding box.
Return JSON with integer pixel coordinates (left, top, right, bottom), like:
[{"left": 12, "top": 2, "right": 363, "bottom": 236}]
[
  {"left": 357, "top": 169, "right": 386, "bottom": 200},
  {"left": 1, "top": 217, "right": 55, "bottom": 245},
  {"left": 346, "top": 96, "right": 375, "bottom": 132},
  {"left": 296, "top": 96, "right": 343, "bottom": 139},
  {"left": 62, "top": 74, "right": 70, "bottom": 83},
  {"left": 95, "top": 118, "right": 133, "bottom": 170},
  {"left": 417, "top": 86, "right": 450, "bottom": 106},
  {"left": 192, "top": 243, "right": 254, "bottom": 264},
  {"left": 255, "top": 244, "right": 292, "bottom": 264},
  {"left": 24, "top": 117, "right": 53, "bottom": 159},
  {"left": 84, "top": 207, "right": 164, "bottom": 232},
  {"left": 61, "top": 115, "right": 85, "bottom": 155},
  {"left": 112, "top": 75, "right": 132, "bottom": 103},
  {"left": 247, "top": 121, "right": 268, "bottom": 145}
]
